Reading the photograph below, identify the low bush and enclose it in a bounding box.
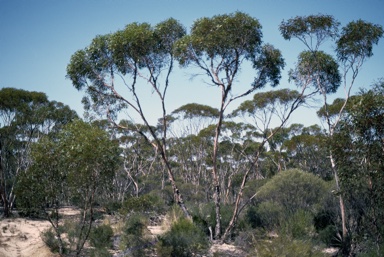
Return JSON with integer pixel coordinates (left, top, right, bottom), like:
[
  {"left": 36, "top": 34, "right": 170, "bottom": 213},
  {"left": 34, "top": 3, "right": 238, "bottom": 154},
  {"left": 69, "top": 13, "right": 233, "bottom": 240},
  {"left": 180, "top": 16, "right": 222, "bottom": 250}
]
[
  {"left": 254, "top": 201, "right": 283, "bottom": 230},
  {"left": 156, "top": 218, "right": 209, "bottom": 257},
  {"left": 120, "top": 214, "right": 152, "bottom": 257},
  {"left": 90, "top": 247, "right": 112, "bottom": 257},
  {"left": 89, "top": 224, "right": 114, "bottom": 249},
  {"left": 120, "top": 193, "right": 165, "bottom": 216},
  {"left": 41, "top": 228, "right": 66, "bottom": 254},
  {"left": 103, "top": 201, "right": 122, "bottom": 215},
  {"left": 255, "top": 235, "right": 325, "bottom": 257},
  {"left": 280, "top": 209, "right": 315, "bottom": 239}
]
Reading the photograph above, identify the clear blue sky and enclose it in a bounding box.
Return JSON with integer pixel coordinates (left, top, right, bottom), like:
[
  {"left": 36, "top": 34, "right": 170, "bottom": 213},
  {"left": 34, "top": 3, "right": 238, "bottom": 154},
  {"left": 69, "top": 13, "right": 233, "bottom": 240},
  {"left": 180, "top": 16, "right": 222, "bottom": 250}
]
[{"left": 1, "top": 0, "right": 383, "bottom": 126}]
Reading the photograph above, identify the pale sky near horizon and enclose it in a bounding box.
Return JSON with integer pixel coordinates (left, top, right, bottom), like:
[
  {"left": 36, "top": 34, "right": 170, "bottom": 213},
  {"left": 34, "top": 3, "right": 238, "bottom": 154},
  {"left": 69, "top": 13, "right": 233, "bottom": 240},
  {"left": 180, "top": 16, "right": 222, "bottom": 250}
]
[{"left": 1, "top": 0, "right": 383, "bottom": 127}]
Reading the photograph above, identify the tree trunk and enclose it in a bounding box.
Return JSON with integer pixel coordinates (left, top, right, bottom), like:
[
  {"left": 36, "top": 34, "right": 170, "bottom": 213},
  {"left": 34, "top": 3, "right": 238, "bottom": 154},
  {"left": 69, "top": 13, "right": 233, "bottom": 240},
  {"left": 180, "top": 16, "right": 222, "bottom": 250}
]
[
  {"left": 212, "top": 108, "right": 225, "bottom": 239},
  {"left": 222, "top": 152, "right": 261, "bottom": 241},
  {"left": 0, "top": 153, "right": 11, "bottom": 218},
  {"left": 47, "top": 209, "right": 65, "bottom": 256},
  {"left": 330, "top": 152, "right": 347, "bottom": 239},
  {"left": 161, "top": 150, "right": 191, "bottom": 219}
]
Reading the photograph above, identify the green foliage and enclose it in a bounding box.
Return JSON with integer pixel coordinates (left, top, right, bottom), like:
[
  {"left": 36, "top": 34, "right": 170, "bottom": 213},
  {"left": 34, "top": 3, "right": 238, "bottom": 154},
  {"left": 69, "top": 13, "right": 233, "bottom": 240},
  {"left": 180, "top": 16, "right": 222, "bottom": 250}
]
[
  {"left": 279, "top": 14, "right": 339, "bottom": 44},
  {"left": 178, "top": 183, "right": 206, "bottom": 204},
  {"left": 251, "top": 201, "right": 283, "bottom": 230},
  {"left": 289, "top": 50, "right": 341, "bottom": 94},
  {"left": 317, "top": 225, "right": 340, "bottom": 247},
  {"left": 18, "top": 120, "right": 121, "bottom": 212},
  {"left": 16, "top": 136, "right": 64, "bottom": 215},
  {"left": 331, "top": 82, "right": 384, "bottom": 253},
  {"left": 336, "top": 20, "right": 383, "bottom": 62},
  {"left": 196, "top": 203, "right": 233, "bottom": 235},
  {"left": 67, "top": 18, "right": 185, "bottom": 116},
  {"left": 174, "top": 12, "right": 262, "bottom": 65},
  {"left": 0, "top": 87, "right": 77, "bottom": 217},
  {"left": 280, "top": 210, "right": 315, "bottom": 239},
  {"left": 174, "top": 11, "right": 284, "bottom": 90},
  {"left": 64, "top": 219, "right": 82, "bottom": 251},
  {"left": 256, "top": 169, "right": 330, "bottom": 215},
  {"left": 90, "top": 247, "right": 112, "bottom": 257},
  {"left": 17, "top": 120, "right": 121, "bottom": 256},
  {"left": 171, "top": 103, "right": 219, "bottom": 119},
  {"left": 255, "top": 236, "right": 326, "bottom": 257},
  {"left": 120, "top": 193, "right": 165, "bottom": 216},
  {"left": 232, "top": 89, "right": 302, "bottom": 117},
  {"left": 41, "top": 228, "right": 66, "bottom": 254},
  {"left": 120, "top": 214, "right": 152, "bottom": 257},
  {"left": 156, "top": 218, "right": 209, "bottom": 257},
  {"left": 103, "top": 201, "right": 122, "bottom": 215},
  {"left": 89, "top": 224, "right": 114, "bottom": 249}
]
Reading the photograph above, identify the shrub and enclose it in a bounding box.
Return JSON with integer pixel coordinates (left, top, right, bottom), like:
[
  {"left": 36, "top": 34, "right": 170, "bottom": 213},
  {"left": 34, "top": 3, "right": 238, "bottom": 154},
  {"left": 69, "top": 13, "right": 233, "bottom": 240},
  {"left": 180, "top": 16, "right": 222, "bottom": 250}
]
[
  {"left": 89, "top": 224, "right": 114, "bottom": 249},
  {"left": 90, "top": 247, "right": 112, "bottom": 257},
  {"left": 120, "top": 193, "right": 165, "bottom": 216},
  {"left": 256, "top": 169, "right": 330, "bottom": 215},
  {"left": 64, "top": 219, "right": 80, "bottom": 251},
  {"left": 103, "top": 201, "right": 122, "bottom": 215},
  {"left": 313, "top": 210, "right": 340, "bottom": 247},
  {"left": 41, "top": 228, "right": 66, "bottom": 254},
  {"left": 204, "top": 204, "right": 234, "bottom": 235},
  {"left": 162, "top": 204, "right": 185, "bottom": 229},
  {"left": 317, "top": 225, "right": 340, "bottom": 247},
  {"left": 156, "top": 218, "right": 209, "bottom": 257},
  {"left": 120, "top": 214, "right": 152, "bottom": 257},
  {"left": 245, "top": 205, "right": 263, "bottom": 229},
  {"left": 255, "top": 235, "right": 325, "bottom": 257},
  {"left": 255, "top": 201, "right": 284, "bottom": 230},
  {"left": 280, "top": 209, "right": 315, "bottom": 239}
]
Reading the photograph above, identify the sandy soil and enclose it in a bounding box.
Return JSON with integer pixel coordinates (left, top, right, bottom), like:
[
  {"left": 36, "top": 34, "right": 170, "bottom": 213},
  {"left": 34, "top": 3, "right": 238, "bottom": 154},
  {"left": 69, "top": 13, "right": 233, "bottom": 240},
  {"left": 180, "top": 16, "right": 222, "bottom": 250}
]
[
  {"left": 0, "top": 217, "right": 54, "bottom": 257},
  {"left": 0, "top": 210, "right": 284, "bottom": 257}
]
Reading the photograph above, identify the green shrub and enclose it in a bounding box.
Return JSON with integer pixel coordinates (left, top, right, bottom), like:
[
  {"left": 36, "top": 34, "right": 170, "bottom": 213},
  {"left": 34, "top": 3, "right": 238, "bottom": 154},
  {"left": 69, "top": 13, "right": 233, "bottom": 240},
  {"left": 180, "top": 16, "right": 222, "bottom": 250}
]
[
  {"left": 359, "top": 241, "right": 384, "bottom": 257},
  {"left": 120, "top": 214, "right": 152, "bottom": 257},
  {"left": 255, "top": 201, "right": 283, "bottom": 229},
  {"left": 120, "top": 194, "right": 165, "bottom": 216},
  {"left": 313, "top": 210, "right": 336, "bottom": 232},
  {"left": 313, "top": 210, "right": 340, "bottom": 247},
  {"left": 178, "top": 183, "right": 206, "bottom": 204},
  {"left": 41, "top": 228, "right": 66, "bottom": 254},
  {"left": 317, "top": 225, "right": 340, "bottom": 247},
  {"left": 90, "top": 247, "right": 112, "bottom": 257},
  {"left": 156, "top": 218, "right": 209, "bottom": 257},
  {"left": 90, "top": 224, "right": 114, "bottom": 249},
  {"left": 99, "top": 201, "right": 122, "bottom": 215},
  {"left": 245, "top": 205, "right": 263, "bottom": 229},
  {"left": 202, "top": 204, "right": 234, "bottom": 235},
  {"left": 255, "top": 235, "right": 325, "bottom": 257},
  {"left": 280, "top": 209, "right": 315, "bottom": 239},
  {"left": 64, "top": 219, "right": 80, "bottom": 250},
  {"left": 256, "top": 169, "right": 330, "bottom": 215}
]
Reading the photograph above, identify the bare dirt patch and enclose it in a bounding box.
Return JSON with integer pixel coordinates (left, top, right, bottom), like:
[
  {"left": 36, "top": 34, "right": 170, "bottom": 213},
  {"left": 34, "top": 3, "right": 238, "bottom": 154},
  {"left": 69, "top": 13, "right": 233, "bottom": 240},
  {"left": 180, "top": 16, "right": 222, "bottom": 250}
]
[{"left": 0, "top": 217, "right": 54, "bottom": 257}]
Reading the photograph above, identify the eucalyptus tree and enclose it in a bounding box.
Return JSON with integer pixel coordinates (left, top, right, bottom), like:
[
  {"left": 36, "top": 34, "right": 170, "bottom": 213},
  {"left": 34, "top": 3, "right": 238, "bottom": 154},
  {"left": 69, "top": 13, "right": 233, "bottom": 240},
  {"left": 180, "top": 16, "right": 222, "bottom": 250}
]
[
  {"left": 168, "top": 103, "right": 219, "bottom": 137},
  {"left": 282, "top": 124, "right": 332, "bottom": 179},
  {"left": 66, "top": 19, "right": 192, "bottom": 217},
  {"left": 331, "top": 82, "right": 384, "bottom": 255},
  {"left": 174, "top": 12, "right": 285, "bottom": 239},
  {"left": 164, "top": 104, "right": 219, "bottom": 190},
  {"left": 117, "top": 120, "right": 160, "bottom": 198},
  {"left": 17, "top": 120, "right": 121, "bottom": 256},
  {"left": 222, "top": 88, "right": 306, "bottom": 240},
  {"left": 0, "top": 88, "right": 77, "bottom": 217},
  {"left": 280, "top": 14, "right": 383, "bottom": 247}
]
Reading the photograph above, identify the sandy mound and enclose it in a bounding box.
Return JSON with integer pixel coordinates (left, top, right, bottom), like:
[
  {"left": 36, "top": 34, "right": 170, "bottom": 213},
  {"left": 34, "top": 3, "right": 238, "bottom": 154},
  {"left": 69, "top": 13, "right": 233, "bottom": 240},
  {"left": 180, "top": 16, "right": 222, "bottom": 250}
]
[{"left": 0, "top": 217, "right": 55, "bottom": 257}]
